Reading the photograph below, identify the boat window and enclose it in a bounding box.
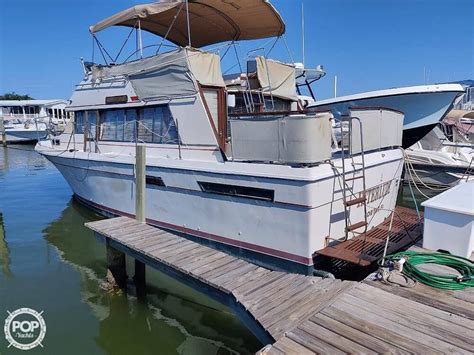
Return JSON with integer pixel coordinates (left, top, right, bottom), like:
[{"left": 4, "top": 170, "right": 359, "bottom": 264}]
[
  {"left": 100, "top": 109, "right": 125, "bottom": 141},
  {"left": 87, "top": 111, "right": 97, "bottom": 137},
  {"left": 137, "top": 106, "right": 178, "bottom": 144},
  {"left": 74, "top": 111, "right": 85, "bottom": 133},
  {"left": 124, "top": 109, "right": 138, "bottom": 142},
  {"left": 197, "top": 181, "right": 274, "bottom": 202},
  {"left": 145, "top": 175, "right": 165, "bottom": 187},
  {"left": 96, "top": 105, "right": 178, "bottom": 144},
  {"left": 11, "top": 106, "right": 22, "bottom": 115}
]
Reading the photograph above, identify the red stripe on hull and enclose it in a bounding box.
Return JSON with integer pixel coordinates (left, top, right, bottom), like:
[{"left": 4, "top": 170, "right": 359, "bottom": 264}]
[{"left": 82, "top": 196, "right": 313, "bottom": 265}]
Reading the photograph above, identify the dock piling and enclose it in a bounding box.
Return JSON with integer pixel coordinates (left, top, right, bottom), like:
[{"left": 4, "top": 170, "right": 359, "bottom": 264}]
[
  {"left": 105, "top": 239, "right": 127, "bottom": 290},
  {"left": 133, "top": 259, "right": 146, "bottom": 296},
  {"left": 135, "top": 144, "right": 146, "bottom": 223},
  {"left": 0, "top": 117, "right": 6, "bottom": 147}
]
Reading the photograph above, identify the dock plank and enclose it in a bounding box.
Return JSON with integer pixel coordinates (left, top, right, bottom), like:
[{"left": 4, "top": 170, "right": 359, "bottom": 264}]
[{"left": 86, "top": 216, "right": 474, "bottom": 355}]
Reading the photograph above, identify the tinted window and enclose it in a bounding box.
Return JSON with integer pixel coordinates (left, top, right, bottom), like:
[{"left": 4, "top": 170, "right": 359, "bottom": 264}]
[
  {"left": 100, "top": 109, "right": 125, "bottom": 141},
  {"left": 74, "top": 111, "right": 84, "bottom": 134}
]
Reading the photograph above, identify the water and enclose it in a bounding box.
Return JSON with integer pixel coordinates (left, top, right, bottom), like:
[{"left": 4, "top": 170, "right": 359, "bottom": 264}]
[{"left": 0, "top": 146, "right": 261, "bottom": 355}]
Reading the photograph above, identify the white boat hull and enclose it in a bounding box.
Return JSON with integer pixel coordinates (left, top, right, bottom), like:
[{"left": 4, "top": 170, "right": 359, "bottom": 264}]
[
  {"left": 312, "top": 84, "right": 465, "bottom": 148},
  {"left": 38, "top": 147, "right": 404, "bottom": 274},
  {"left": 5, "top": 129, "right": 48, "bottom": 143}
]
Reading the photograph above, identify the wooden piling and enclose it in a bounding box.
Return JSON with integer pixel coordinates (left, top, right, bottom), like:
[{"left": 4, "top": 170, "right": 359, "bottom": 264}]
[
  {"left": 105, "top": 239, "right": 127, "bottom": 290},
  {"left": 133, "top": 259, "right": 146, "bottom": 296},
  {"left": 0, "top": 117, "right": 6, "bottom": 147},
  {"left": 135, "top": 144, "right": 146, "bottom": 223}
]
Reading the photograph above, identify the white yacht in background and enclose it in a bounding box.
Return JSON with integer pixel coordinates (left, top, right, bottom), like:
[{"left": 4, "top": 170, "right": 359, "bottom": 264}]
[
  {"left": 405, "top": 126, "right": 473, "bottom": 186},
  {"left": 309, "top": 84, "right": 465, "bottom": 148},
  {"left": 0, "top": 100, "right": 71, "bottom": 143},
  {"left": 36, "top": 0, "right": 405, "bottom": 274}
]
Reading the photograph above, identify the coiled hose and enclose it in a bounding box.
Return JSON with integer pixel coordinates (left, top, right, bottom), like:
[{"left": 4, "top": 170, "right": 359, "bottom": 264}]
[{"left": 385, "top": 250, "right": 474, "bottom": 290}]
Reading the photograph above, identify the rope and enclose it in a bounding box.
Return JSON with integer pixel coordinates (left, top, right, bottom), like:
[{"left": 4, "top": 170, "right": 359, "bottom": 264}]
[{"left": 385, "top": 250, "right": 474, "bottom": 290}]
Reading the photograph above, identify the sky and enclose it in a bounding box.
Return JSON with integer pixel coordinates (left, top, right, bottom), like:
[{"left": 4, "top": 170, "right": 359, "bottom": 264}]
[{"left": 0, "top": 0, "right": 473, "bottom": 101}]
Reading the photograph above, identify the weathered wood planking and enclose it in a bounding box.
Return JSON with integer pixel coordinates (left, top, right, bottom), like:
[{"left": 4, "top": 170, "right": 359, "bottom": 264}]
[
  {"left": 85, "top": 217, "right": 349, "bottom": 344},
  {"left": 262, "top": 246, "right": 474, "bottom": 355},
  {"left": 86, "top": 217, "right": 474, "bottom": 354},
  {"left": 262, "top": 282, "right": 474, "bottom": 354}
]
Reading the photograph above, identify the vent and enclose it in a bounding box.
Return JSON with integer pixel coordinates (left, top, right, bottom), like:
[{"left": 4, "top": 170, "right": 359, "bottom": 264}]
[
  {"left": 198, "top": 181, "right": 274, "bottom": 202},
  {"left": 146, "top": 175, "right": 165, "bottom": 187}
]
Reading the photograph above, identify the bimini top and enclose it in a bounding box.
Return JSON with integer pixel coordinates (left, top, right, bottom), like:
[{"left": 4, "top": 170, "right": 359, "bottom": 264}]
[{"left": 89, "top": 0, "right": 285, "bottom": 48}]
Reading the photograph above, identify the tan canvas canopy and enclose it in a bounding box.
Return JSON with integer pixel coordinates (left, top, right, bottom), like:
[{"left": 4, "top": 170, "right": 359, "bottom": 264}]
[{"left": 89, "top": 0, "right": 285, "bottom": 48}]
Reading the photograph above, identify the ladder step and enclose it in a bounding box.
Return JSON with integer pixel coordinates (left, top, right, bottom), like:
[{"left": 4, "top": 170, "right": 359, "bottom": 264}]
[
  {"left": 346, "top": 221, "right": 367, "bottom": 232},
  {"left": 344, "top": 196, "right": 366, "bottom": 206},
  {"left": 344, "top": 175, "right": 364, "bottom": 181}
]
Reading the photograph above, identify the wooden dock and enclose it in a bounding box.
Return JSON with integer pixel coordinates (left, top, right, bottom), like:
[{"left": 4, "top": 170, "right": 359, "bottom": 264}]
[
  {"left": 86, "top": 217, "right": 474, "bottom": 354},
  {"left": 261, "top": 245, "right": 474, "bottom": 354},
  {"left": 86, "top": 217, "right": 353, "bottom": 344}
]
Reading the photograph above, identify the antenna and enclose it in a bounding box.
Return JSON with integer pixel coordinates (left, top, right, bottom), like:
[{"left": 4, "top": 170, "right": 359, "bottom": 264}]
[
  {"left": 301, "top": 1, "right": 305, "bottom": 67},
  {"left": 334, "top": 75, "right": 338, "bottom": 98},
  {"left": 185, "top": 0, "right": 191, "bottom": 47}
]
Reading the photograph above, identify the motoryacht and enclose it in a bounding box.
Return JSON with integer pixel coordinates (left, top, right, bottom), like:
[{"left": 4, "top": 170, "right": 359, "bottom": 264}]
[
  {"left": 405, "top": 126, "right": 473, "bottom": 186},
  {"left": 36, "top": 0, "right": 405, "bottom": 274},
  {"left": 0, "top": 100, "right": 71, "bottom": 143},
  {"left": 308, "top": 84, "right": 465, "bottom": 148}
]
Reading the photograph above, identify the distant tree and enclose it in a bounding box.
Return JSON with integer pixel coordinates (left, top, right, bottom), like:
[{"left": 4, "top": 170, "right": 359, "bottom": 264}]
[{"left": 0, "top": 92, "right": 34, "bottom": 100}]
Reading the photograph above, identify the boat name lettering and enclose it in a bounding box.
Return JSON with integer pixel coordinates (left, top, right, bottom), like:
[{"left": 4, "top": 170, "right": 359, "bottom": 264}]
[{"left": 358, "top": 180, "right": 392, "bottom": 206}]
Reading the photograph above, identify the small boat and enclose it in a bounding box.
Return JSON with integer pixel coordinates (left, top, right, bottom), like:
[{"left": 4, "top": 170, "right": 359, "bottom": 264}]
[
  {"left": 36, "top": 0, "right": 406, "bottom": 274},
  {"left": 0, "top": 100, "right": 71, "bottom": 143},
  {"left": 308, "top": 84, "right": 465, "bottom": 148},
  {"left": 405, "top": 126, "right": 474, "bottom": 187},
  {"left": 442, "top": 109, "right": 474, "bottom": 144}
]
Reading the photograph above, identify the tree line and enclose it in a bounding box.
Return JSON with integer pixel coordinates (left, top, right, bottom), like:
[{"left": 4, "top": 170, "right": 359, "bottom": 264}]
[{"left": 0, "top": 92, "right": 34, "bottom": 100}]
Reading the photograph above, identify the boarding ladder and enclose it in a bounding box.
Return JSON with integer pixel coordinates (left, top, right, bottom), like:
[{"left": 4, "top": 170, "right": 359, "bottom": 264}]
[
  {"left": 340, "top": 116, "right": 368, "bottom": 241},
  {"left": 242, "top": 50, "right": 274, "bottom": 113}
]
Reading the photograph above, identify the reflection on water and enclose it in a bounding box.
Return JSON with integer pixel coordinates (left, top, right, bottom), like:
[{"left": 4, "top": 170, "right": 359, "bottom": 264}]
[
  {"left": 397, "top": 181, "right": 441, "bottom": 212},
  {"left": 0, "top": 213, "right": 11, "bottom": 278},
  {"left": 0, "top": 146, "right": 260, "bottom": 354}
]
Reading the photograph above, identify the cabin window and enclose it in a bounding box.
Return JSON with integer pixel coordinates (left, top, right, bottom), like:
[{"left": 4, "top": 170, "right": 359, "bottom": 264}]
[
  {"left": 100, "top": 109, "right": 125, "bottom": 141},
  {"left": 74, "top": 111, "right": 85, "bottom": 134},
  {"left": 137, "top": 106, "right": 178, "bottom": 144},
  {"left": 138, "top": 106, "right": 177, "bottom": 144},
  {"left": 203, "top": 89, "right": 219, "bottom": 128},
  {"left": 87, "top": 111, "right": 97, "bottom": 137},
  {"left": 145, "top": 175, "right": 165, "bottom": 187},
  {"left": 96, "top": 105, "right": 178, "bottom": 144},
  {"left": 197, "top": 181, "right": 275, "bottom": 202},
  {"left": 124, "top": 109, "right": 138, "bottom": 142},
  {"left": 11, "top": 106, "right": 22, "bottom": 115}
]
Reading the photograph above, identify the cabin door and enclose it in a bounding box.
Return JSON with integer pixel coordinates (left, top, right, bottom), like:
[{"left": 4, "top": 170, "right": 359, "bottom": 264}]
[{"left": 200, "top": 86, "right": 227, "bottom": 151}]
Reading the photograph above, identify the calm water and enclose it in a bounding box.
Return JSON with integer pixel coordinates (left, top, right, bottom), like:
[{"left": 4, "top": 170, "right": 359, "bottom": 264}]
[{"left": 0, "top": 146, "right": 261, "bottom": 355}]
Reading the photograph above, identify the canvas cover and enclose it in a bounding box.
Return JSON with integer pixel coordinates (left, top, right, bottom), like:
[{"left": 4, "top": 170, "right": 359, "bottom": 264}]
[
  {"left": 187, "top": 49, "right": 225, "bottom": 87},
  {"left": 89, "top": 48, "right": 225, "bottom": 101},
  {"left": 89, "top": 0, "right": 285, "bottom": 48},
  {"left": 256, "top": 56, "right": 296, "bottom": 100}
]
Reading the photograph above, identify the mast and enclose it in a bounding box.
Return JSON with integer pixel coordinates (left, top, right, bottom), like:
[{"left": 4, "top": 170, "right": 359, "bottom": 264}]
[{"left": 301, "top": 1, "right": 305, "bottom": 66}]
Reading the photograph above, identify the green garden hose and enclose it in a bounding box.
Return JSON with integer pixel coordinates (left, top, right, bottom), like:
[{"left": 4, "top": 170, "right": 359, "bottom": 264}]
[{"left": 385, "top": 250, "right": 474, "bottom": 290}]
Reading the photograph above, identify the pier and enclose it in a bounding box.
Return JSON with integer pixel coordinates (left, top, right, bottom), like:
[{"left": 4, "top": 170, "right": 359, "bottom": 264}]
[{"left": 85, "top": 218, "right": 474, "bottom": 353}]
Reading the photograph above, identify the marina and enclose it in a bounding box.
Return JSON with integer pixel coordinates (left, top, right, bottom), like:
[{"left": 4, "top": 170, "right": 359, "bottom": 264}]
[{"left": 1, "top": 0, "right": 474, "bottom": 354}]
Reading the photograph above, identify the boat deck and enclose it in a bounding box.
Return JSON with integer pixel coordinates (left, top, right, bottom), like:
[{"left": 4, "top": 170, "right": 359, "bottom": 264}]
[
  {"left": 315, "top": 206, "right": 422, "bottom": 266},
  {"left": 86, "top": 217, "right": 474, "bottom": 354}
]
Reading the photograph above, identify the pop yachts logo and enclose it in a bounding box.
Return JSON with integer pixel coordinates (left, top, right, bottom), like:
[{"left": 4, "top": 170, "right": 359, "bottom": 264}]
[{"left": 4, "top": 308, "right": 46, "bottom": 350}]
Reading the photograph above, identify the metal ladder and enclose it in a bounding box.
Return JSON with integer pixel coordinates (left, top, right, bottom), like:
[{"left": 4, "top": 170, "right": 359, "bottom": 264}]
[
  {"left": 340, "top": 116, "right": 368, "bottom": 240},
  {"left": 242, "top": 59, "right": 267, "bottom": 113}
]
